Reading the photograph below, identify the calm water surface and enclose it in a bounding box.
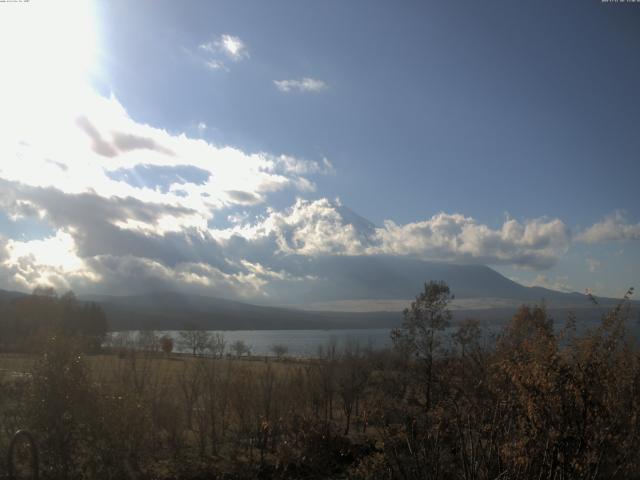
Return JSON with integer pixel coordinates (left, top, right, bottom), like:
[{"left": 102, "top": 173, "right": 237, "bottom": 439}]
[
  {"left": 168, "top": 329, "right": 393, "bottom": 357},
  {"left": 111, "top": 317, "right": 640, "bottom": 358},
  {"left": 112, "top": 327, "right": 496, "bottom": 358}
]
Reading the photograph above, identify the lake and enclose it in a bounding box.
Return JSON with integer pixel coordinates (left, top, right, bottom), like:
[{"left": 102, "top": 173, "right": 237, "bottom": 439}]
[
  {"left": 111, "top": 329, "right": 392, "bottom": 357},
  {"left": 110, "top": 327, "right": 501, "bottom": 358},
  {"left": 110, "top": 315, "right": 640, "bottom": 358}
]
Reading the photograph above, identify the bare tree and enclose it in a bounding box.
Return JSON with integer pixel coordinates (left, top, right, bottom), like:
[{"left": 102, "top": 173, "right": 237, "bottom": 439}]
[
  {"left": 391, "top": 280, "right": 452, "bottom": 410},
  {"left": 230, "top": 340, "right": 251, "bottom": 358},
  {"left": 110, "top": 331, "right": 135, "bottom": 357},
  {"left": 270, "top": 343, "right": 289, "bottom": 359},
  {"left": 179, "top": 327, "right": 212, "bottom": 356},
  {"left": 338, "top": 341, "right": 371, "bottom": 435},
  {"left": 137, "top": 330, "right": 159, "bottom": 353},
  {"left": 209, "top": 332, "right": 226, "bottom": 358}
]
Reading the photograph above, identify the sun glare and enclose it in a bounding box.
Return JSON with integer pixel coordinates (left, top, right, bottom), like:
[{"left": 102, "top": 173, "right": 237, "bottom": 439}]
[
  {"left": 6, "top": 230, "right": 84, "bottom": 272},
  {"left": 0, "top": 1, "right": 98, "bottom": 118}
]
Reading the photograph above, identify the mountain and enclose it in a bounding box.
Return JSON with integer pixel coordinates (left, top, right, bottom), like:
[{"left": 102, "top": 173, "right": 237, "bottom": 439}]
[
  {"left": 76, "top": 262, "right": 630, "bottom": 330},
  {"left": 0, "top": 289, "right": 28, "bottom": 303},
  {"left": 265, "top": 256, "right": 588, "bottom": 306},
  {"left": 78, "top": 287, "right": 625, "bottom": 332},
  {"left": 335, "top": 204, "right": 378, "bottom": 242},
  {"left": 79, "top": 291, "right": 402, "bottom": 331},
  {"left": 2, "top": 263, "right": 632, "bottom": 331}
]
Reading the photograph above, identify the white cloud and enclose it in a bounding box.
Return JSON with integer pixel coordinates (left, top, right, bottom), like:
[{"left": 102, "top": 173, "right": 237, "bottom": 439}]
[
  {"left": 0, "top": 89, "right": 324, "bottom": 237},
  {"left": 267, "top": 155, "right": 335, "bottom": 176},
  {"left": 577, "top": 211, "right": 640, "bottom": 243},
  {"left": 204, "top": 59, "right": 229, "bottom": 71},
  {"left": 370, "top": 213, "right": 570, "bottom": 269},
  {"left": 199, "top": 34, "right": 249, "bottom": 62},
  {"left": 218, "top": 34, "right": 249, "bottom": 60},
  {"left": 222, "top": 200, "right": 571, "bottom": 270},
  {"left": 262, "top": 198, "right": 369, "bottom": 255},
  {"left": 274, "top": 77, "right": 328, "bottom": 93}
]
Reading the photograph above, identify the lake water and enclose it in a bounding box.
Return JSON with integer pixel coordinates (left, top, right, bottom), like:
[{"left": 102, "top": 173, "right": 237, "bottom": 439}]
[
  {"left": 110, "top": 327, "right": 499, "bottom": 358},
  {"left": 110, "top": 316, "right": 640, "bottom": 358},
  {"left": 111, "top": 329, "right": 394, "bottom": 357}
]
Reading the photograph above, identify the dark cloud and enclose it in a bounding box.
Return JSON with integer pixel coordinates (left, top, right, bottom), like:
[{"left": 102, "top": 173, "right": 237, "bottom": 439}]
[
  {"left": 45, "top": 159, "right": 68, "bottom": 171},
  {"left": 112, "top": 132, "right": 175, "bottom": 156},
  {"left": 83, "top": 254, "right": 265, "bottom": 299},
  {"left": 0, "top": 236, "right": 8, "bottom": 263},
  {"left": 76, "top": 116, "right": 118, "bottom": 158},
  {"left": 226, "top": 190, "right": 262, "bottom": 205},
  {"left": 0, "top": 181, "right": 191, "bottom": 227},
  {"left": 84, "top": 255, "right": 177, "bottom": 295},
  {"left": 76, "top": 117, "right": 175, "bottom": 158},
  {"left": 0, "top": 179, "right": 233, "bottom": 270}
]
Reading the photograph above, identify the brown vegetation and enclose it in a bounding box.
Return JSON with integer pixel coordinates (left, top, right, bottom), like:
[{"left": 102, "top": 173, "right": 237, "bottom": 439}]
[{"left": 0, "top": 283, "right": 637, "bottom": 479}]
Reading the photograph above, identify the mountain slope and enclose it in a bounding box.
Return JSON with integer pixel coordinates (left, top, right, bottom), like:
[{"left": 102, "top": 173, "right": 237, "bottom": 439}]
[
  {"left": 1, "top": 262, "right": 631, "bottom": 331},
  {"left": 80, "top": 291, "right": 402, "bottom": 330},
  {"left": 268, "top": 256, "right": 586, "bottom": 305},
  {"left": 81, "top": 289, "right": 622, "bottom": 332}
]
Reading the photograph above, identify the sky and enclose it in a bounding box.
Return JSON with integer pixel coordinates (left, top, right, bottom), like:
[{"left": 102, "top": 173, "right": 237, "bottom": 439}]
[{"left": 0, "top": 0, "right": 639, "bottom": 304}]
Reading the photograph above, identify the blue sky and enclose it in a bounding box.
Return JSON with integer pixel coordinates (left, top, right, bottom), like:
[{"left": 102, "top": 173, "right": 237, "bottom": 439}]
[
  {"left": 0, "top": 0, "right": 638, "bottom": 303},
  {"left": 96, "top": 0, "right": 640, "bottom": 224}
]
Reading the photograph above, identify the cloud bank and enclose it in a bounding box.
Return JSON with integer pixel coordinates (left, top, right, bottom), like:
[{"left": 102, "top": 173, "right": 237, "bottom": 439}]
[{"left": 0, "top": 89, "right": 637, "bottom": 302}]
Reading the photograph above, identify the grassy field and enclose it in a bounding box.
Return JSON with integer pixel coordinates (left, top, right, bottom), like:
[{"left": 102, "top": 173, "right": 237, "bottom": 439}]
[
  {"left": 0, "top": 346, "right": 375, "bottom": 478},
  {"left": 0, "top": 350, "right": 316, "bottom": 399}
]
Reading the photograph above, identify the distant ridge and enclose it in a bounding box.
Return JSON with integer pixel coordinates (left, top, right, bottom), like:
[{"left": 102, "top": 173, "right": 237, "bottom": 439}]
[
  {"left": 79, "top": 291, "right": 403, "bottom": 331},
  {"left": 1, "top": 262, "right": 633, "bottom": 331},
  {"left": 0, "top": 289, "right": 28, "bottom": 302},
  {"left": 77, "top": 288, "right": 626, "bottom": 331},
  {"left": 273, "top": 256, "right": 589, "bottom": 305}
]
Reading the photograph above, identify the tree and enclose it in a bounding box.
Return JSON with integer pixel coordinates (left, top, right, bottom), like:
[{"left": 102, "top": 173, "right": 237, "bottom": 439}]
[
  {"left": 230, "top": 340, "right": 250, "bottom": 357},
  {"left": 32, "top": 285, "right": 57, "bottom": 298},
  {"left": 160, "top": 335, "right": 174, "bottom": 356},
  {"left": 138, "top": 330, "right": 159, "bottom": 353},
  {"left": 391, "top": 280, "right": 452, "bottom": 409},
  {"left": 452, "top": 318, "right": 481, "bottom": 356},
  {"left": 270, "top": 343, "right": 288, "bottom": 359},
  {"left": 111, "top": 330, "right": 133, "bottom": 347},
  {"left": 338, "top": 342, "right": 370, "bottom": 435},
  {"left": 209, "top": 333, "right": 226, "bottom": 358},
  {"left": 179, "top": 327, "right": 212, "bottom": 356},
  {"left": 2, "top": 289, "right": 108, "bottom": 353},
  {"left": 496, "top": 304, "right": 553, "bottom": 354},
  {"left": 28, "top": 335, "right": 97, "bottom": 478}
]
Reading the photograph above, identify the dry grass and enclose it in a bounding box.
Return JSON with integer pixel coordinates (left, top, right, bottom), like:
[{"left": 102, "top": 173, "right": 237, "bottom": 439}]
[
  {"left": 0, "top": 353, "right": 36, "bottom": 378},
  {"left": 0, "top": 351, "right": 308, "bottom": 400}
]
